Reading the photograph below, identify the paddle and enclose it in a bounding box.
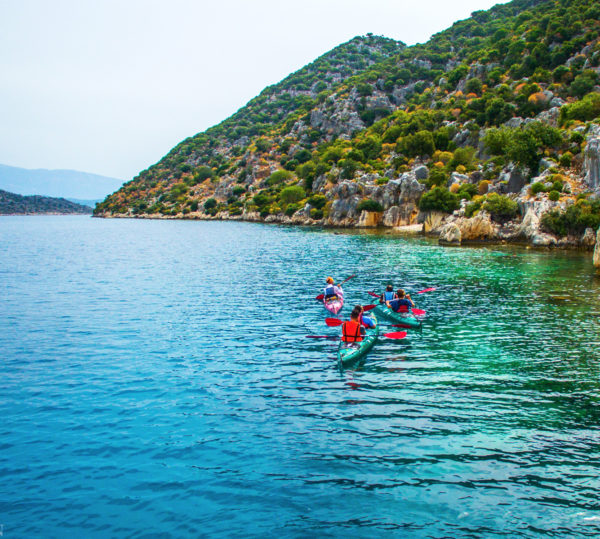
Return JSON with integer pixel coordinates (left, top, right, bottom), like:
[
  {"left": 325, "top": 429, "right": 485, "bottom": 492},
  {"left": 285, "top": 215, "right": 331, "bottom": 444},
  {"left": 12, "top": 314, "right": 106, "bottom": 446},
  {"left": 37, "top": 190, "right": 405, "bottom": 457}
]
[
  {"left": 362, "top": 304, "right": 426, "bottom": 316},
  {"left": 315, "top": 274, "right": 357, "bottom": 300},
  {"left": 307, "top": 332, "right": 407, "bottom": 340},
  {"left": 417, "top": 287, "right": 436, "bottom": 294}
]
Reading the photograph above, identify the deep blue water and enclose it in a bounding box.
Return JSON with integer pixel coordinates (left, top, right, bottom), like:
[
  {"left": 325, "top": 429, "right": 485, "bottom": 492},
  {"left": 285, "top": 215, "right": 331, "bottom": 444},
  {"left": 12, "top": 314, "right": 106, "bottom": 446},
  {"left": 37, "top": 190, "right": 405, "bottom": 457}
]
[{"left": 1, "top": 216, "right": 600, "bottom": 538}]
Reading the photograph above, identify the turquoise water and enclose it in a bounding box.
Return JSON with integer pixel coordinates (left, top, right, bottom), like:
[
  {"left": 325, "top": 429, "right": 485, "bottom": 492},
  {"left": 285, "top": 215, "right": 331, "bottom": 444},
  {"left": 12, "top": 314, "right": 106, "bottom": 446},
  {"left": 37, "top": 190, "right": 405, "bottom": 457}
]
[{"left": 1, "top": 216, "right": 599, "bottom": 538}]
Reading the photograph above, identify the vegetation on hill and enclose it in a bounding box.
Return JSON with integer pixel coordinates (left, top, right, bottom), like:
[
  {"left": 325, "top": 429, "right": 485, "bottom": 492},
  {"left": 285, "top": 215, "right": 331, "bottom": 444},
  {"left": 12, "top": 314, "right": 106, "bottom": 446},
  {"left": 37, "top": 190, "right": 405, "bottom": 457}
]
[
  {"left": 96, "top": 0, "right": 600, "bottom": 232},
  {"left": 0, "top": 190, "right": 92, "bottom": 215}
]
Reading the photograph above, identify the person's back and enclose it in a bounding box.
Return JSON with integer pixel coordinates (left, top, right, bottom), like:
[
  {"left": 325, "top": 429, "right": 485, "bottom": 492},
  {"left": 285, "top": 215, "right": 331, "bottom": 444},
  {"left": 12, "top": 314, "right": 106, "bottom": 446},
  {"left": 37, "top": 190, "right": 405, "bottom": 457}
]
[
  {"left": 381, "top": 284, "right": 396, "bottom": 303},
  {"left": 341, "top": 306, "right": 364, "bottom": 342},
  {"left": 387, "top": 289, "right": 415, "bottom": 313},
  {"left": 324, "top": 277, "right": 343, "bottom": 301}
]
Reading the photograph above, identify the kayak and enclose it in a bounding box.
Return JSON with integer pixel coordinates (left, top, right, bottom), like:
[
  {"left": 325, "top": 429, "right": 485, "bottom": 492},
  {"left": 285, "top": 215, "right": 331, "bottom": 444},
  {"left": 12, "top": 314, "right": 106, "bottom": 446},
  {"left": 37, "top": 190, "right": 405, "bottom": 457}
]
[
  {"left": 372, "top": 304, "right": 422, "bottom": 330},
  {"left": 324, "top": 295, "right": 343, "bottom": 315},
  {"left": 337, "top": 314, "right": 379, "bottom": 367}
]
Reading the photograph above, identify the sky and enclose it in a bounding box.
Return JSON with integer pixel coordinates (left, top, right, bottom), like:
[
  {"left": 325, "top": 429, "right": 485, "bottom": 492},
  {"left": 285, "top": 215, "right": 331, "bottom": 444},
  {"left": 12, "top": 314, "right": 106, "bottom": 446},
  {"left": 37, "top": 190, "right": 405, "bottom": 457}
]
[{"left": 0, "top": 0, "right": 508, "bottom": 181}]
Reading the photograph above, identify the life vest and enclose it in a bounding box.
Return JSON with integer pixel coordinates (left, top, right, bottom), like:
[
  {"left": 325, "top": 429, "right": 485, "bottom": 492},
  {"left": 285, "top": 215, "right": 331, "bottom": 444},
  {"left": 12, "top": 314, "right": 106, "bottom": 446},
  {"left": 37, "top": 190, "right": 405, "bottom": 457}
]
[
  {"left": 383, "top": 291, "right": 395, "bottom": 302},
  {"left": 392, "top": 298, "right": 411, "bottom": 313},
  {"left": 342, "top": 320, "right": 363, "bottom": 342},
  {"left": 325, "top": 285, "right": 337, "bottom": 299}
]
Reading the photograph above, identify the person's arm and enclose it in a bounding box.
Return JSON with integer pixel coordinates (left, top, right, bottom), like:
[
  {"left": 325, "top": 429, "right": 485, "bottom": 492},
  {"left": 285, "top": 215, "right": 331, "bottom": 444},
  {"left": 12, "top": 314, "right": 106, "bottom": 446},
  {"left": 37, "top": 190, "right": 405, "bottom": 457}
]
[{"left": 407, "top": 294, "right": 415, "bottom": 307}]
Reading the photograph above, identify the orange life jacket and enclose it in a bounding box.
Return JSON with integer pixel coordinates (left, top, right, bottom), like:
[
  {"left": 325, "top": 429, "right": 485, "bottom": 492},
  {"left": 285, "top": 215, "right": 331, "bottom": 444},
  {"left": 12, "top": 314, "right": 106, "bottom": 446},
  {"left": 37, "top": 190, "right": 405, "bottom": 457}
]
[{"left": 342, "top": 320, "right": 363, "bottom": 342}]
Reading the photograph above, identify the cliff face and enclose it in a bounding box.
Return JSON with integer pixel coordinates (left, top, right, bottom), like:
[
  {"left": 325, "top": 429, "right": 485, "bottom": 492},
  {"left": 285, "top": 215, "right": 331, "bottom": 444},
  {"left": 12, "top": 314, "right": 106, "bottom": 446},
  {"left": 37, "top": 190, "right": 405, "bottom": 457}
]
[{"left": 96, "top": 0, "right": 600, "bottom": 252}]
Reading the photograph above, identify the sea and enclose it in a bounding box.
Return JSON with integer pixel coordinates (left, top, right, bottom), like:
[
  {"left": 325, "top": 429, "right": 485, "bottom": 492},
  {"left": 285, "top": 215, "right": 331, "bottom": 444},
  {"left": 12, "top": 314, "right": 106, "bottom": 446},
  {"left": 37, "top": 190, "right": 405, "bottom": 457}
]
[{"left": 1, "top": 215, "right": 599, "bottom": 537}]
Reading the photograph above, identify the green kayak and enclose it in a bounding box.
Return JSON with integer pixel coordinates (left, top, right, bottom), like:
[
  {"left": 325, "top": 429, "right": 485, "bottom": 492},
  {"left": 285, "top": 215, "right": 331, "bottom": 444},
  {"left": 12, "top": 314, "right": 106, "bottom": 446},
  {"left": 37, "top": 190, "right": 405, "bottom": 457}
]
[
  {"left": 372, "top": 304, "right": 422, "bottom": 330},
  {"left": 337, "top": 314, "right": 379, "bottom": 367}
]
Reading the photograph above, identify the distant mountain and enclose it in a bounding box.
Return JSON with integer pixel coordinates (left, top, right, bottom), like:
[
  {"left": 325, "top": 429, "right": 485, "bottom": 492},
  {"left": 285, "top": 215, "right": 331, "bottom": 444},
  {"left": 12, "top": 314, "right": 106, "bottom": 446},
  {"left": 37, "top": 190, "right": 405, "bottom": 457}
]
[
  {"left": 0, "top": 189, "right": 92, "bottom": 215},
  {"left": 0, "top": 164, "right": 124, "bottom": 200}
]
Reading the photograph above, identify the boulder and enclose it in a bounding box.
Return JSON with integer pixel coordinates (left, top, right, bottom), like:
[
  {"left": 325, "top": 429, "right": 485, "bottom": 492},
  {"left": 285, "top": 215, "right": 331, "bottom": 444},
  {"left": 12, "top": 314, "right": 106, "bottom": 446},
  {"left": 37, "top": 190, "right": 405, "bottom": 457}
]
[
  {"left": 382, "top": 205, "right": 417, "bottom": 227},
  {"left": 439, "top": 223, "right": 461, "bottom": 245},
  {"left": 448, "top": 172, "right": 469, "bottom": 187},
  {"left": 414, "top": 165, "right": 429, "bottom": 180},
  {"left": 357, "top": 211, "right": 382, "bottom": 228},
  {"left": 457, "top": 212, "right": 496, "bottom": 241}
]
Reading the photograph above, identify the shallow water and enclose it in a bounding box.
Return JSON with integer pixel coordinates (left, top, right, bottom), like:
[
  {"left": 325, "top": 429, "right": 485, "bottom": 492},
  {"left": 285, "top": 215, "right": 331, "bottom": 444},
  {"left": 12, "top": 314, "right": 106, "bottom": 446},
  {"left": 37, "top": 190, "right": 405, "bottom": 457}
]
[{"left": 1, "top": 216, "right": 599, "bottom": 537}]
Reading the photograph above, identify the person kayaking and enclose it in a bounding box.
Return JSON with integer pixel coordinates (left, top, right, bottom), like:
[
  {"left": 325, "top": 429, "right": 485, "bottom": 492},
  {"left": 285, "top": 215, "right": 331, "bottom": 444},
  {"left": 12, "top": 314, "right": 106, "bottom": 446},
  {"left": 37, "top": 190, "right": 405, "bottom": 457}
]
[
  {"left": 356, "top": 305, "right": 376, "bottom": 329},
  {"left": 379, "top": 284, "right": 397, "bottom": 304},
  {"left": 324, "top": 277, "right": 343, "bottom": 303},
  {"left": 341, "top": 306, "right": 364, "bottom": 343},
  {"left": 386, "top": 289, "right": 415, "bottom": 314}
]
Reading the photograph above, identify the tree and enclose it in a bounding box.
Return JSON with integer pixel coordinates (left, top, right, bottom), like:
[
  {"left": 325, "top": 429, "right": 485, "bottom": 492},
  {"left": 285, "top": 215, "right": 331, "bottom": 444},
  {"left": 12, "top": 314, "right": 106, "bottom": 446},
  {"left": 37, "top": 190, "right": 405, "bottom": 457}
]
[{"left": 418, "top": 187, "right": 459, "bottom": 213}]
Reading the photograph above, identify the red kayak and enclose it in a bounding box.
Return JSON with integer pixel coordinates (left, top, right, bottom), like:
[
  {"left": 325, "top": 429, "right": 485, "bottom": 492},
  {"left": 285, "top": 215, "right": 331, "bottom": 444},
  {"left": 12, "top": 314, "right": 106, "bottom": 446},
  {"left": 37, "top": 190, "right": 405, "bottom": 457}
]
[{"left": 323, "top": 295, "right": 344, "bottom": 315}]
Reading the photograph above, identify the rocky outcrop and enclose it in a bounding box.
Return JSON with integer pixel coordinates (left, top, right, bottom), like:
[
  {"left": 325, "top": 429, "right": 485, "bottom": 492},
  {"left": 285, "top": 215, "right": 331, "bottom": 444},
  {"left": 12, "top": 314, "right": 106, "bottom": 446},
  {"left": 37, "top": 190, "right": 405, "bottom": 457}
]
[
  {"left": 438, "top": 222, "right": 461, "bottom": 244},
  {"left": 357, "top": 211, "right": 382, "bottom": 227},
  {"left": 594, "top": 228, "right": 600, "bottom": 271},
  {"left": 584, "top": 125, "right": 600, "bottom": 192}
]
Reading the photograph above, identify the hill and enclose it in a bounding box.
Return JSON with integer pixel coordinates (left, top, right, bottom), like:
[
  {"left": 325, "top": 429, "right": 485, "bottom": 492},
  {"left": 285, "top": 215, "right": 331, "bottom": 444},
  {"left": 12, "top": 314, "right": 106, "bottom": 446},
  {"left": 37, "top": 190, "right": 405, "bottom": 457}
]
[
  {"left": 95, "top": 0, "right": 600, "bottom": 249},
  {"left": 0, "top": 189, "right": 92, "bottom": 215},
  {"left": 0, "top": 164, "right": 124, "bottom": 200}
]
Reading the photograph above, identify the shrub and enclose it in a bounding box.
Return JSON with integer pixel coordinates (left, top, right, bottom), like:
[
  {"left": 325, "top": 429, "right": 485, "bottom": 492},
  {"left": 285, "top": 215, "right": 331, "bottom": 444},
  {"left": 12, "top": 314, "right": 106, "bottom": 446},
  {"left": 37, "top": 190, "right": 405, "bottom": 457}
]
[
  {"left": 559, "top": 93, "right": 600, "bottom": 124},
  {"left": 285, "top": 203, "right": 301, "bottom": 217},
  {"left": 307, "top": 194, "right": 327, "bottom": 209},
  {"left": 356, "top": 198, "right": 384, "bottom": 212},
  {"left": 267, "top": 170, "right": 293, "bottom": 186},
  {"left": 398, "top": 130, "right": 435, "bottom": 157},
  {"left": 482, "top": 193, "right": 519, "bottom": 222},
  {"left": 418, "top": 187, "right": 460, "bottom": 213},
  {"left": 427, "top": 168, "right": 448, "bottom": 188},
  {"left": 548, "top": 190, "right": 560, "bottom": 201},
  {"left": 449, "top": 183, "right": 460, "bottom": 193},
  {"left": 279, "top": 185, "right": 305, "bottom": 205},
  {"left": 232, "top": 185, "right": 246, "bottom": 197},
  {"left": 559, "top": 151, "right": 573, "bottom": 167},
  {"left": 203, "top": 198, "right": 217, "bottom": 211},
  {"left": 189, "top": 201, "right": 199, "bottom": 212},
  {"left": 194, "top": 166, "right": 214, "bottom": 182},
  {"left": 465, "top": 198, "right": 483, "bottom": 218},
  {"left": 530, "top": 182, "right": 546, "bottom": 195},
  {"left": 456, "top": 183, "right": 477, "bottom": 200},
  {"left": 541, "top": 200, "right": 600, "bottom": 236},
  {"left": 310, "top": 208, "right": 324, "bottom": 219},
  {"left": 478, "top": 180, "right": 490, "bottom": 195}
]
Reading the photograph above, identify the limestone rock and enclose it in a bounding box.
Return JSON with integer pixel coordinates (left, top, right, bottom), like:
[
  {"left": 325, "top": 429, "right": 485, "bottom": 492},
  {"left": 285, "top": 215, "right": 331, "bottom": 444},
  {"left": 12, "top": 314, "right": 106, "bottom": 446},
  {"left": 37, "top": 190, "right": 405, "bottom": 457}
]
[
  {"left": 457, "top": 212, "right": 496, "bottom": 241},
  {"left": 357, "top": 211, "right": 382, "bottom": 227},
  {"left": 584, "top": 127, "right": 600, "bottom": 191},
  {"left": 594, "top": 228, "right": 600, "bottom": 271},
  {"left": 448, "top": 172, "right": 469, "bottom": 187},
  {"left": 422, "top": 211, "right": 447, "bottom": 233},
  {"left": 581, "top": 228, "right": 597, "bottom": 249},
  {"left": 439, "top": 222, "right": 461, "bottom": 245}
]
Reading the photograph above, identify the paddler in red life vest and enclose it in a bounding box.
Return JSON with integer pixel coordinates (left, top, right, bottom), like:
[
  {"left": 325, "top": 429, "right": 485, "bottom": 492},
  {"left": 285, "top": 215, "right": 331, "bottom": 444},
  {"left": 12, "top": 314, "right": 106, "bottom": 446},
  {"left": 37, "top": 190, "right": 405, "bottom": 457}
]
[
  {"left": 341, "top": 306, "right": 364, "bottom": 343},
  {"left": 323, "top": 276, "right": 343, "bottom": 303}
]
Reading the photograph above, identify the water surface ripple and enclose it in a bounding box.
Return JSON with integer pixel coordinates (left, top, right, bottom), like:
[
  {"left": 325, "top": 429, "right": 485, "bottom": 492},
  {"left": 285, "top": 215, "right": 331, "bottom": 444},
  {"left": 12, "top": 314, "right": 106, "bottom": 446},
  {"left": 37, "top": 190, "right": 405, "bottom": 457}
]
[{"left": 1, "top": 216, "right": 599, "bottom": 537}]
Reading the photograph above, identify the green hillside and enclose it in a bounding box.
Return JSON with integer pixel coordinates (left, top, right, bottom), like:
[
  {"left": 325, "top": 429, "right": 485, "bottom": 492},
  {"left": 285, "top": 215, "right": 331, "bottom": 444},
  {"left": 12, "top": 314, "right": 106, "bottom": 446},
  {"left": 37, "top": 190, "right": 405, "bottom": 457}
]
[
  {"left": 0, "top": 189, "right": 92, "bottom": 215},
  {"left": 96, "top": 0, "right": 600, "bottom": 233}
]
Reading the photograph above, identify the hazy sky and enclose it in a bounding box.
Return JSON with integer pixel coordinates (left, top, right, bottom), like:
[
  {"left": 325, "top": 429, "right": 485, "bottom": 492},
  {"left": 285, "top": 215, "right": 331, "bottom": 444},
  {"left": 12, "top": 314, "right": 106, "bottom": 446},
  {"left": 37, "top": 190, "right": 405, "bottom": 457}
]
[{"left": 0, "top": 0, "right": 507, "bottom": 180}]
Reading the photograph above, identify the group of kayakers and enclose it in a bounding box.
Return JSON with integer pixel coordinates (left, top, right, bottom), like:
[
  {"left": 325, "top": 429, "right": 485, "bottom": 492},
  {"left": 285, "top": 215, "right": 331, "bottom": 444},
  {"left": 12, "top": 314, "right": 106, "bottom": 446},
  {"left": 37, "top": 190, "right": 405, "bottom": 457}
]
[{"left": 323, "top": 278, "right": 418, "bottom": 343}]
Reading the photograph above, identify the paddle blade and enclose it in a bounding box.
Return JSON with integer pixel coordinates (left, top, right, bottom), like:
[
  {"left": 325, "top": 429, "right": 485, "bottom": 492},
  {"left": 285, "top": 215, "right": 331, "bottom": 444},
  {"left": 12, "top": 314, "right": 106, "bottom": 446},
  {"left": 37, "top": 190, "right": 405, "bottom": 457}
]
[
  {"left": 412, "top": 308, "right": 426, "bottom": 316},
  {"left": 362, "top": 304, "right": 376, "bottom": 311},
  {"left": 417, "top": 287, "right": 436, "bottom": 294},
  {"left": 383, "top": 331, "right": 407, "bottom": 339},
  {"left": 325, "top": 318, "right": 344, "bottom": 327},
  {"left": 315, "top": 294, "right": 324, "bottom": 301},
  {"left": 306, "top": 335, "right": 338, "bottom": 340},
  {"left": 367, "top": 291, "right": 382, "bottom": 298}
]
